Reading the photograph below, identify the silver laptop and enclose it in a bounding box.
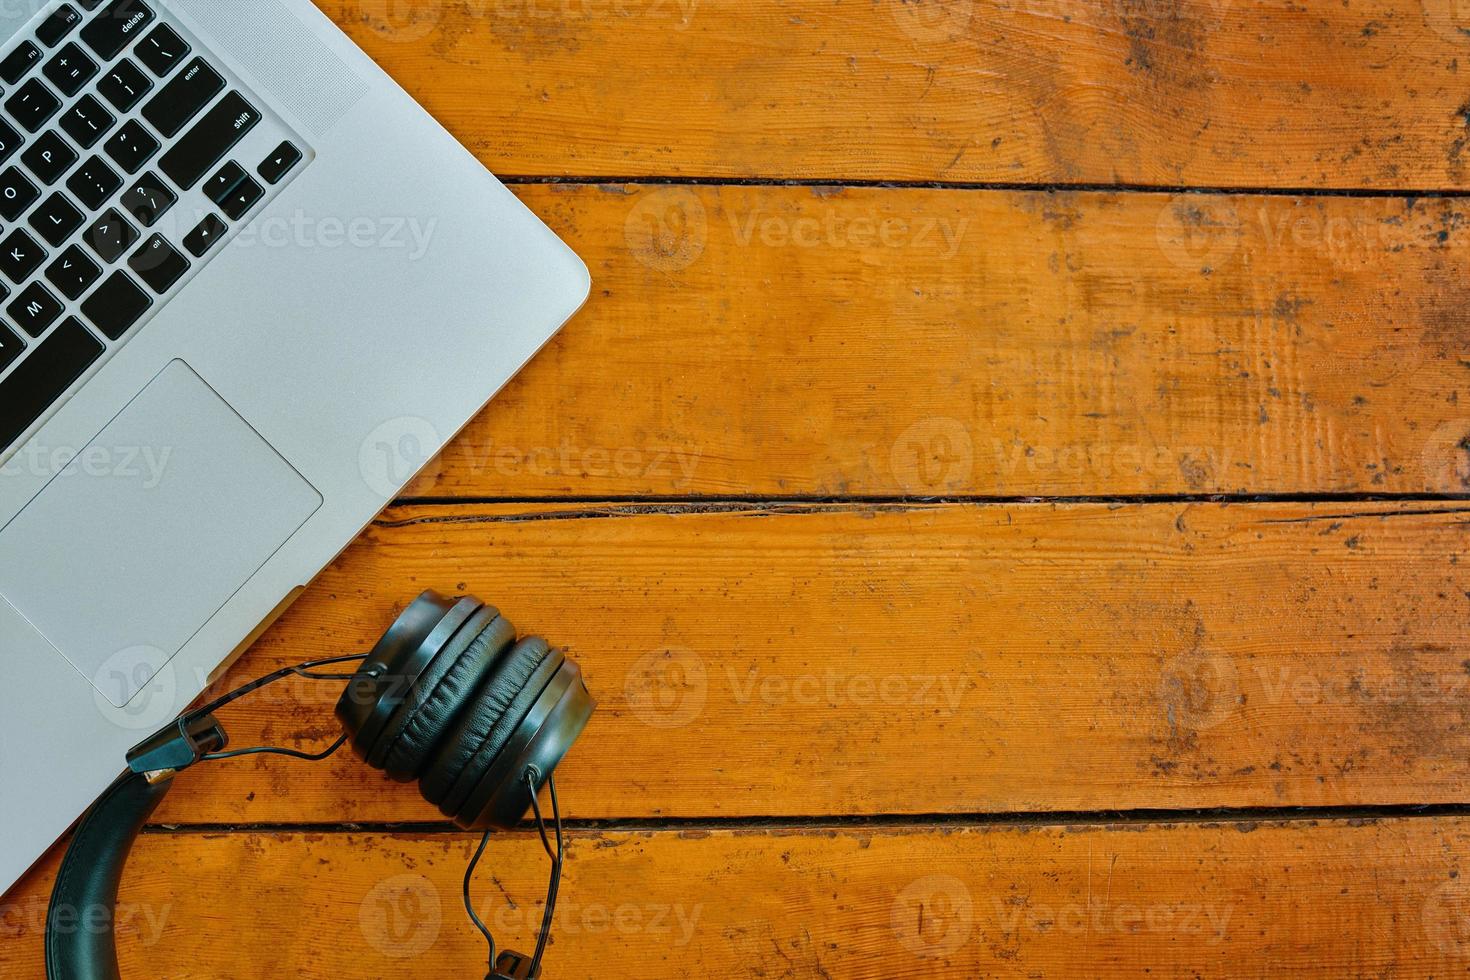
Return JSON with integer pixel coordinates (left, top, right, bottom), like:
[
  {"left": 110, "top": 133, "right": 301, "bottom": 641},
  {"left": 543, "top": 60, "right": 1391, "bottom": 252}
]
[{"left": 0, "top": 0, "right": 590, "bottom": 893}]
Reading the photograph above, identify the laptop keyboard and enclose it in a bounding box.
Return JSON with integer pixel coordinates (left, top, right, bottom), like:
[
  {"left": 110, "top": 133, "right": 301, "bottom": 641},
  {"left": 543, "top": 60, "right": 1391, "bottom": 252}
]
[{"left": 0, "top": 0, "right": 310, "bottom": 457}]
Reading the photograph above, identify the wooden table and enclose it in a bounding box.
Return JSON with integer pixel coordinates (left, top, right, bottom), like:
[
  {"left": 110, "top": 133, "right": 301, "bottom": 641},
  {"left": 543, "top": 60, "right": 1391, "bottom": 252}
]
[{"left": 7, "top": 0, "right": 1470, "bottom": 975}]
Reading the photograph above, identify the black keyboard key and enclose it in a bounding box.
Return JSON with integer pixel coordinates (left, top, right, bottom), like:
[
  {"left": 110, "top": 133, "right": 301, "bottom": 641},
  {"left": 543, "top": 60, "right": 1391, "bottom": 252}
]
[
  {"left": 0, "top": 320, "right": 23, "bottom": 374},
  {"left": 8, "top": 281, "right": 63, "bottom": 337},
  {"left": 141, "top": 57, "right": 222, "bottom": 138},
  {"left": 135, "top": 23, "right": 187, "bottom": 76},
  {"left": 0, "top": 42, "right": 42, "bottom": 85},
  {"left": 127, "top": 232, "right": 186, "bottom": 292},
  {"left": 81, "top": 270, "right": 148, "bottom": 339},
  {"left": 80, "top": 0, "right": 154, "bottom": 61},
  {"left": 42, "top": 42, "right": 97, "bottom": 97},
  {"left": 60, "top": 94, "right": 115, "bottom": 149},
  {"left": 83, "top": 207, "right": 136, "bottom": 262},
  {"left": 28, "top": 191, "right": 84, "bottom": 246},
  {"left": 6, "top": 79, "right": 62, "bottom": 133},
  {"left": 78, "top": 0, "right": 105, "bottom": 8},
  {"left": 66, "top": 154, "right": 120, "bottom": 210},
  {"left": 219, "top": 174, "right": 261, "bottom": 220},
  {"left": 203, "top": 160, "right": 244, "bottom": 204},
  {"left": 45, "top": 244, "right": 101, "bottom": 300},
  {"left": 103, "top": 119, "right": 157, "bottom": 173},
  {"left": 0, "top": 228, "right": 46, "bottom": 283},
  {"left": 257, "top": 141, "right": 301, "bottom": 185},
  {"left": 159, "top": 92, "right": 258, "bottom": 191},
  {"left": 97, "top": 58, "right": 150, "bottom": 111},
  {"left": 0, "top": 119, "right": 23, "bottom": 165},
  {"left": 0, "top": 167, "right": 39, "bottom": 221},
  {"left": 37, "top": 5, "right": 82, "bottom": 47},
  {"left": 120, "top": 171, "right": 172, "bottom": 226},
  {"left": 21, "top": 130, "right": 77, "bottom": 185},
  {"left": 183, "top": 212, "right": 225, "bottom": 257},
  {"left": 0, "top": 317, "right": 102, "bottom": 450}
]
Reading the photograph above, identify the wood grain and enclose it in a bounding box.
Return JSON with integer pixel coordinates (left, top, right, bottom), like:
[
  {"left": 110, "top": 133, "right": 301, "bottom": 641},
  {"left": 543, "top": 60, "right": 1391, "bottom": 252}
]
[
  {"left": 100, "top": 500, "right": 1470, "bottom": 824},
  {"left": 6, "top": 819, "right": 1470, "bottom": 978},
  {"left": 319, "top": 0, "right": 1470, "bottom": 189},
  {"left": 404, "top": 183, "right": 1470, "bottom": 499}
]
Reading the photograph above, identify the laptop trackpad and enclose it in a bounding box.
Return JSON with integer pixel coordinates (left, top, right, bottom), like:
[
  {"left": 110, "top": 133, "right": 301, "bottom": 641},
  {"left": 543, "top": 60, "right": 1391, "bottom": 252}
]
[{"left": 0, "top": 360, "right": 321, "bottom": 707}]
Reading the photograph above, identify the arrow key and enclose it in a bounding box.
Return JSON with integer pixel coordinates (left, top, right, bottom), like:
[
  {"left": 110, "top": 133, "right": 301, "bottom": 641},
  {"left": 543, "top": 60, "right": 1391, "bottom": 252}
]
[{"left": 183, "top": 213, "right": 226, "bottom": 257}]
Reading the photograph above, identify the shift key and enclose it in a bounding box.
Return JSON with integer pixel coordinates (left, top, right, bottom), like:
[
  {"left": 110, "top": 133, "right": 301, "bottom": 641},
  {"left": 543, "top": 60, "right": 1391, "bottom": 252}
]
[{"left": 159, "top": 92, "right": 259, "bottom": 190}]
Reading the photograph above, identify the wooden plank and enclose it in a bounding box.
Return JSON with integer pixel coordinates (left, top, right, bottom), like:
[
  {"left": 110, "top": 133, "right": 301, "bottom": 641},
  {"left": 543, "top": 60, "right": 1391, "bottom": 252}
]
[
  {"left": 5, "top": 819, "right": 1470, "bottom": 977},
  {"left": 411, "top": 184, "right": 1470, "bottom": 498},
  {"left": 320, "top": 0, "right": 1470, "bottom": 189},
  {"left": 109, "top": 500, "right": 1470, "bottom": 824}
]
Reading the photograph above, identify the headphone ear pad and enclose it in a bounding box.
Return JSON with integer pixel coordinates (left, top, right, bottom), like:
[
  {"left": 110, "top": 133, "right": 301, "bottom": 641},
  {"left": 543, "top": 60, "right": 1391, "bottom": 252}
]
[
  {"left": 379, "top": 609, "right": 517, "bottom": 781},
  {"left": 419, "top": 637, "right": 554, "bottom": 813}
]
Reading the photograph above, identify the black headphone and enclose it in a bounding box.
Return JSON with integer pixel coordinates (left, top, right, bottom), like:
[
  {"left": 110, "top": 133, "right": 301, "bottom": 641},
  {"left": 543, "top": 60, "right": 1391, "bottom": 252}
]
[{"left": 43, "top": 590, "right": 596, "bottom": 980}]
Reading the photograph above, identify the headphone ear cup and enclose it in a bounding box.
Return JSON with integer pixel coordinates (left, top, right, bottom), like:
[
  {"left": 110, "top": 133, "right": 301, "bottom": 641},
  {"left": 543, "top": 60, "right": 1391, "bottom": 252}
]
[
  {"left": 420, "top": 637, "right": 557, "bottom": 818},
  {"left": 337, "top": 591, "right": 477, "bottom": 759},
  {"left": 379, "top": 608, "right": 517, "bottom": 781}
]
